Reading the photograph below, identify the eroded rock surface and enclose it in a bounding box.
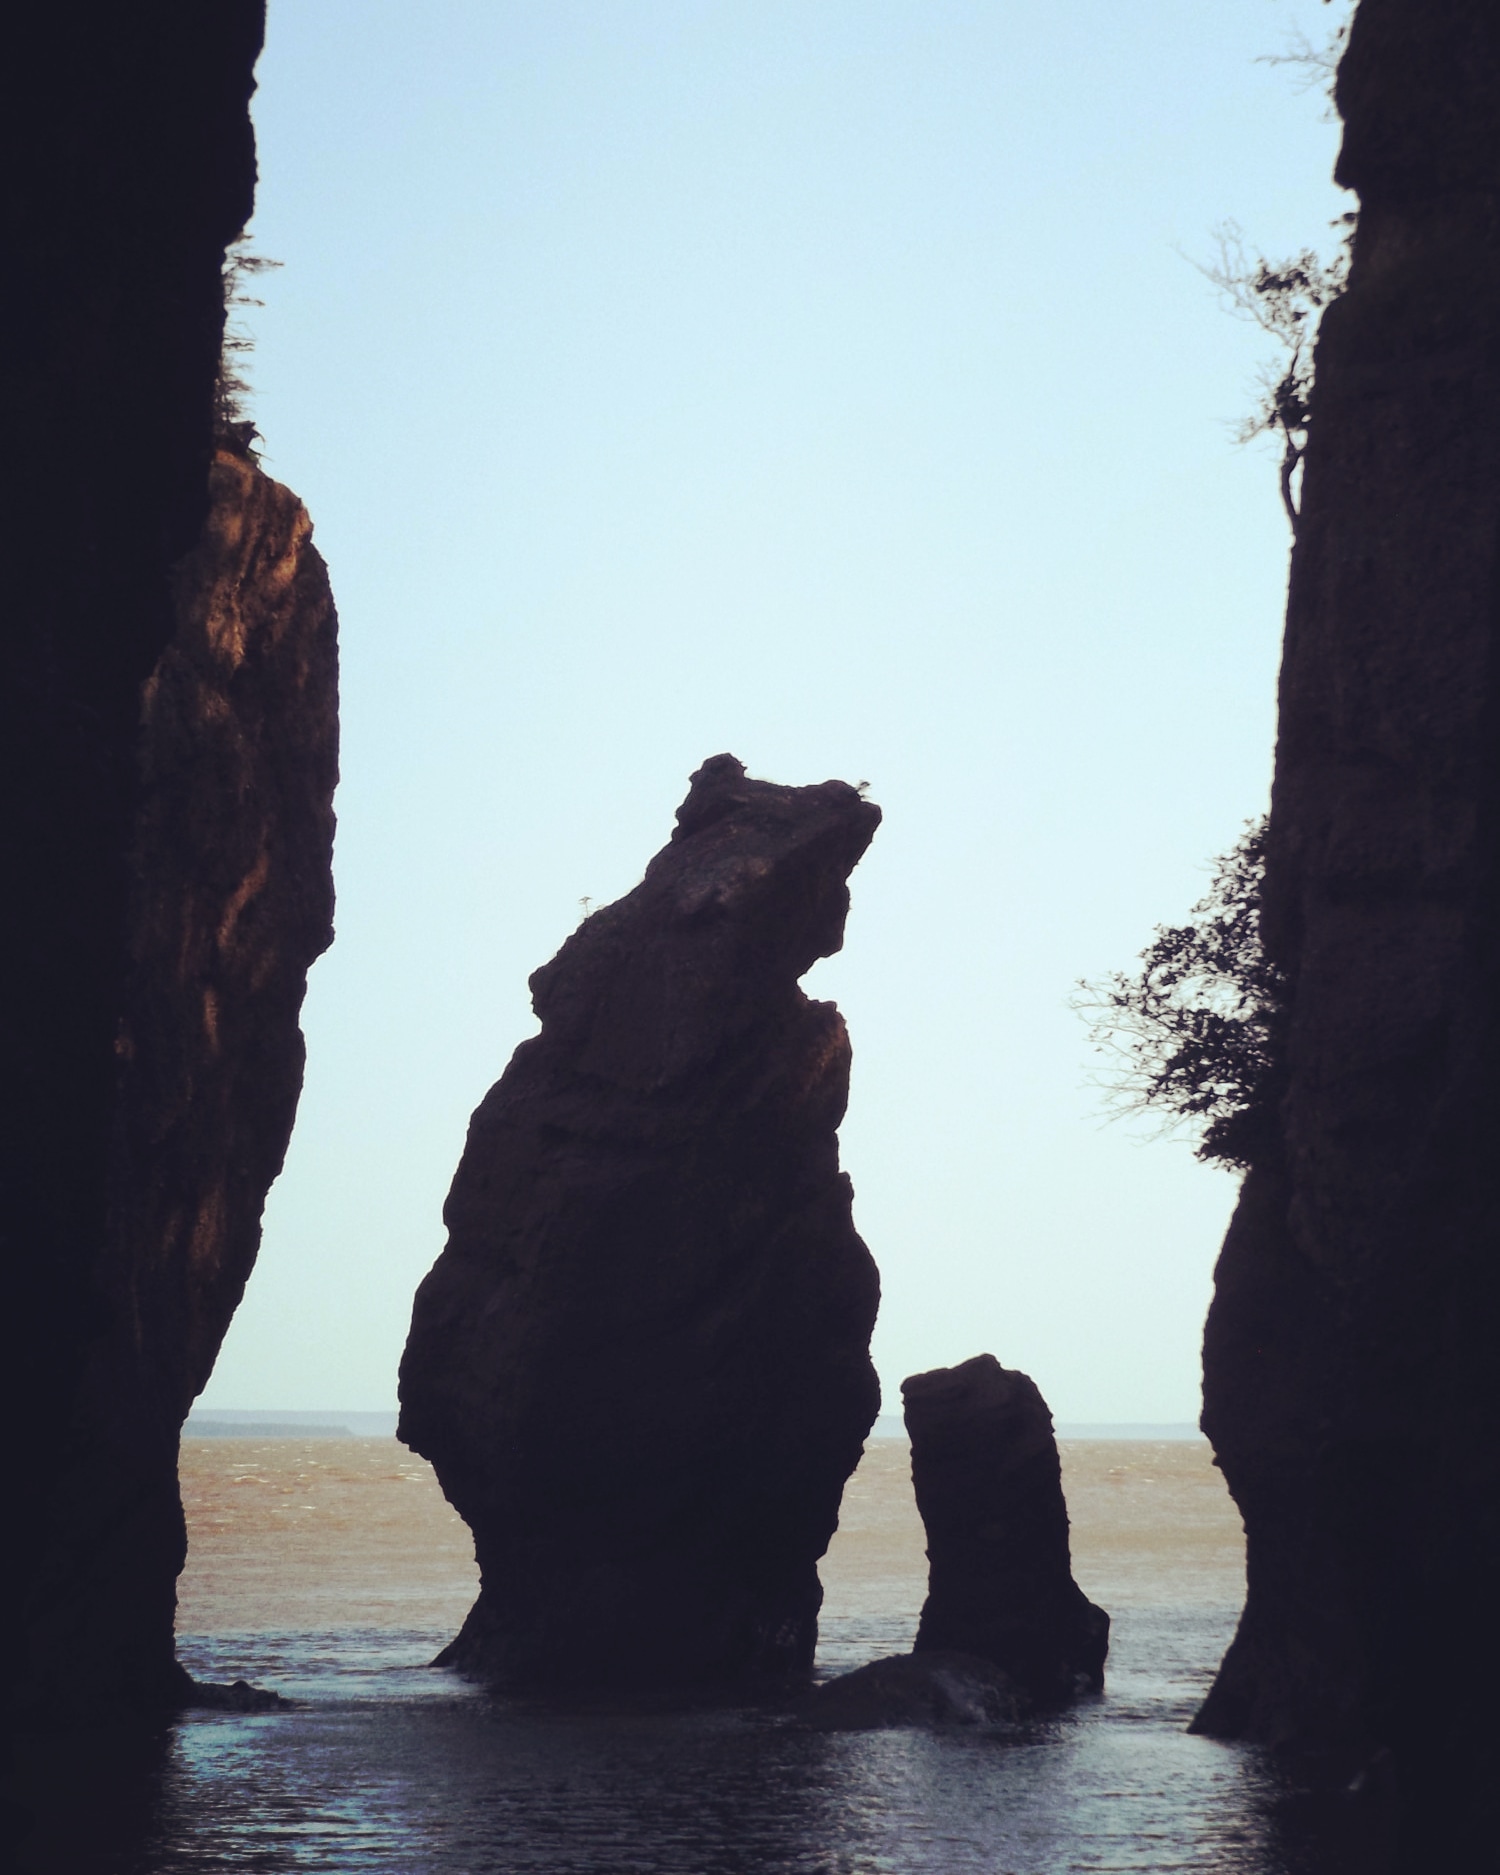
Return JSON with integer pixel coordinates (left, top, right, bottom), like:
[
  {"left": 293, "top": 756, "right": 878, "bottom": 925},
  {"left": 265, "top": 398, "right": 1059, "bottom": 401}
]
[
  {"left": 905, "top": 1355, "right": 1108, "bottom": 1704},
  {"left": 1193, "top": 3, "right": 1500, "bottom": 1861},
  {"left": 13, "top": 432, "right": 338, "bottom": 1722},
  {"left": 399, "top": 755, "right": 881, "bottom": 1690}
]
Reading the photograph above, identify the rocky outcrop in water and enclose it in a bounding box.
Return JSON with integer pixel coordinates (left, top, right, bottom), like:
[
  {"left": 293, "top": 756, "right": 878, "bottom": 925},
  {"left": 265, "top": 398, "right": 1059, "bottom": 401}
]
[
  {"left": 809, "top": 1649, "right": 1025, "bottom": 1731},
  {"left": 1193, "top": 2, "right": 1500, "bottom": 1862},
  {"left": 399, "top": 755, "right": 881, "bottom": 1690},
  {"left": 905, "top": 1355, "right": 1108, "bottom": 1703},
  {"left": 2, "top": 4, "right": 299, "bottom": 1731}
]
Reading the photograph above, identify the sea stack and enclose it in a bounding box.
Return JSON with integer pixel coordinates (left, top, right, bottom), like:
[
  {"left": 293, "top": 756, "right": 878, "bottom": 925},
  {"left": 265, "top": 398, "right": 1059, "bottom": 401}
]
[
  {"left": 399, "top": 755, "right": 882, "bottom": 1690},
  {"left": 904, "top": 1355, "right": 1108, "bottom": 1703}
]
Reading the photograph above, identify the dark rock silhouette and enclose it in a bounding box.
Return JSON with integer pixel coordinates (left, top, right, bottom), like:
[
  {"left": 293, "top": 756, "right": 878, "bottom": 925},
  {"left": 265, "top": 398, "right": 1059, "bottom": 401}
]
[
  {"left": 399, "top": 755, "right": 881, "bottom": 1690},
  {"left": 1193, "top": 2, "right": 1500, "bottom": 1863},
  {"left": 808, "top": 1649, "right": 1025, "bottom": 1731},
  {"left": 6, "top": 414, "right": 337, "bottom": 1726},
  {"left": 1, "top": 4, "right": 318, "bottom": 1732},
  {"left": 36, "top": 432, "right": 335, "bottom": 1722},
  {"left": 904, "top": 1355, "right": 1108, "bottom": 1703},
  {"left": 182, "top": 1677, "right": 295, "bottom": 1713}
]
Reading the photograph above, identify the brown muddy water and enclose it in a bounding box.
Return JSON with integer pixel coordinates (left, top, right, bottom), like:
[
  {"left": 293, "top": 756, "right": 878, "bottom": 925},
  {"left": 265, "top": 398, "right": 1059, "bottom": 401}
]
[{"left": 46, "top": 1438, "right": 1352, "bottom": 1872}]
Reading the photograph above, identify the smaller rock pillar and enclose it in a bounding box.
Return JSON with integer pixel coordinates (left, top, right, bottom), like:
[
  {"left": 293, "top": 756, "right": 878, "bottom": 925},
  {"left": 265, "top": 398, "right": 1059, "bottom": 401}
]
[{"left": 904, "top": 1354, "right": 1108, "bottom": 1703}]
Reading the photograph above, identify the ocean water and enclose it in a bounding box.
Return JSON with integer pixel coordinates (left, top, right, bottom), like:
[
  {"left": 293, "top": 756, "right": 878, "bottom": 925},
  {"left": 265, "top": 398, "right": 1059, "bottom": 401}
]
[{"left": 36, "top": 1438, "right": 1357, "bottom": 1873}]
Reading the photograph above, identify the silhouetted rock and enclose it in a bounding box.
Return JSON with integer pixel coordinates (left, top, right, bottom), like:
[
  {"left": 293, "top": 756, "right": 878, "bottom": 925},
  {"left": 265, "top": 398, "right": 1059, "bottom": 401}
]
[
  {"left": 184, "top": 1677, "right": 295, "bottom": 1713},
  {"left": 0, "top": 6, "right": 342, "bottom": 1733},
  {"left": 399, "top": 755, "right": 881, "bottom": 1691},
  {"left": 11, "top": 431, "right": 337, "bottom": 1725},
  {"left": 904, "top": 1355, "right": 1108, "bottom": 1703},
  {"left": 1193, "top": 4, "right": 1500, "bottom": 1863},
  {"left": 808, "top": 1649, "right": 1025, "bottom": 1731}
]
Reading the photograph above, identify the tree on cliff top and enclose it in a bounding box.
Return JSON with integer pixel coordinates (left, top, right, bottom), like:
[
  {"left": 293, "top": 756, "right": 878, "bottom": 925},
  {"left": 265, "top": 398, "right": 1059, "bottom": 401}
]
[
  {"left": 1196, "top": 221, "right": 1350, "bottom": 530},
  {"left": 1073, "top": 819, "right": 1288, "bottom": 1173},
  {"left": 1194, "top": 1, "right": 1356, "bottom": 530}
]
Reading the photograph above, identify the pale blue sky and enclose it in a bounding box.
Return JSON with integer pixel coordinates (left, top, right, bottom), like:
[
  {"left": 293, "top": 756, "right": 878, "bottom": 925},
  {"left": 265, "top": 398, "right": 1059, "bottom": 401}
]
[{"left": 204, "top": 0, "right": 1348, "bottom": 1420}]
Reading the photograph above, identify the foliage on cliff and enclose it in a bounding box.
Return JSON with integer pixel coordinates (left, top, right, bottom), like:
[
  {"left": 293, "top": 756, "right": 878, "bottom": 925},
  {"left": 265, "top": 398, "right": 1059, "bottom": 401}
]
[
  {"left": 1074, "top": 819, "right": 1288, "bottom": 1172},
  {"left": 215, "top": 239, "right": 278, "bottom": 432},
  {"left": 1195, "top": 2, "right": 1356, "bottom": 528},
  {"left": 1199, "top": 224, "right": 1351, "bottom": 527}
]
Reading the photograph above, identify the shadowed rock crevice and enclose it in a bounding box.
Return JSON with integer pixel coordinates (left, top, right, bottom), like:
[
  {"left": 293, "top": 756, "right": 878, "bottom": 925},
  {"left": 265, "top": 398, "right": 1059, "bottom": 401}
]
[{"left": 399, "top": 755, "right": 881, "bottom": 1692}]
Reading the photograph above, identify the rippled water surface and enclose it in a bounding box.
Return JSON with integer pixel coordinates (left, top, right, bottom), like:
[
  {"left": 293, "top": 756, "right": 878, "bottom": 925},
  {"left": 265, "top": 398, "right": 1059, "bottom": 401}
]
[{"left": 32, "top": 1438, "right": 1350, "bottom": 1873}]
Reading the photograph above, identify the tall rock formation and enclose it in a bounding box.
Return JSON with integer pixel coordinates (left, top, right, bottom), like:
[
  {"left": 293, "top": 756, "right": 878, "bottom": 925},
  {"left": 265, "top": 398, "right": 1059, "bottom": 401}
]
[
  {"left": 1194, "top": 1, "right": 1500, "bottom": 1860},
  {"left": 905, "top": 1356, "right": 1108, "bottom": 1704},
  {"left": 16, "top": 434, "right": 338, "bottom": 1725},
  {"left": 1, "top": 3, "right": 340, "bottom": 1729},
  {"left": 400, "top": 755, "right": 881, "bottom": 1690}
]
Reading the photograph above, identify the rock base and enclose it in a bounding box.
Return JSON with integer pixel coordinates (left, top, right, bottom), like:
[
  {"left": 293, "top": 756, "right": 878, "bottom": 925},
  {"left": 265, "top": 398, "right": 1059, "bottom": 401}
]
[{"left": 809, "top": 1650, "right": 1026, "bottom": 1731}]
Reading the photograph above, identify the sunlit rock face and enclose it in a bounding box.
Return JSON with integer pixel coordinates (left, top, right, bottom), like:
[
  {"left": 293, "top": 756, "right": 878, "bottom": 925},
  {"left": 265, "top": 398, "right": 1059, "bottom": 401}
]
[
  {"left": 128, "top": 436, "right": 340, "bottom": 1400},
  {"left": 400, "top": 755, "right": 881, "bottom": 1690},
  {"left": 1194, "top": 2, "right": 1500, "bottom": 1861},
  {"left": 904, "top": 1355, "right": 1108, "bottom": 1704}
]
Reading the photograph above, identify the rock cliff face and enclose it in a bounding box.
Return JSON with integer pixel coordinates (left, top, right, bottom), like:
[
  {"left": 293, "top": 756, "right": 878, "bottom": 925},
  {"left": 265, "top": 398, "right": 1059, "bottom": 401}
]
[
  {"left": 400, "top": 755, "right": 881, "bottom": 1689},
  {"left": 14, "top": 434, "right": 338, "bottom": 1723},
  {"left": 127, "top": 436, "right": 339, "bottom": 1415},
  {"left": 904, "top": 1356, "right": 1107, "bottom": 1703},
  {"left": 1194, "top": 0, "right": 1500, "bottom": 1858},
  {"left": 2, "top": 4, "right": 285, "bottom": 1727}
]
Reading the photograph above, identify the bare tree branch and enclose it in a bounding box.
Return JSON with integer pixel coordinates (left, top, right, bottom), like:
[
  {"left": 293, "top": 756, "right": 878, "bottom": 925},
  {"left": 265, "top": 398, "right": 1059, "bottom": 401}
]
[{"left": 1187, "top": 220, "right": 1352, "bottom": 530}]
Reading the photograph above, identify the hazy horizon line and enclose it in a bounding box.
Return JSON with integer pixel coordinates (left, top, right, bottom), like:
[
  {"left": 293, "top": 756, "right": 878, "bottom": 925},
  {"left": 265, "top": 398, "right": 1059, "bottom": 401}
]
[{"left": 187, "top": 1407, "right": 1206, "bottom": 1442}]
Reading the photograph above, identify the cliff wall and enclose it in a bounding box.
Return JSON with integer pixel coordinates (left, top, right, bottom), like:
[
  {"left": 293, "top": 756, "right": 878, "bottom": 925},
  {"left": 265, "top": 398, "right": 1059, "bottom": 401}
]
[
  {"left": 1195, "top": 1, "right": 1500, "bottom": 1857},
  {"left": 0, "top": 6, "right": 340, "bottom": 1726},
  {"left": 15, "top": 437, "right": 338, "bottom": 1723}
]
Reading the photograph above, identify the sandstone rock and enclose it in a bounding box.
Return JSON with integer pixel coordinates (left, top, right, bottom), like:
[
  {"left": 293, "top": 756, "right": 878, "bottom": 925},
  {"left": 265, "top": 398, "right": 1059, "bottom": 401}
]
[
  {"left": 399, "top": 755, "right": 881, "bottom": 1691},
  {"left": 808, "top": 1649, "right": 1026, "bottom": 1731},
  {"left": 13, "top": 431, "right": 338, "bottom": 1724},
  {"left": 904, "top": 1355, "right": 1108, "bottom": 1703},
  {"left": 1193, "top": 4, "right": 1500, "bottom": 1862}
]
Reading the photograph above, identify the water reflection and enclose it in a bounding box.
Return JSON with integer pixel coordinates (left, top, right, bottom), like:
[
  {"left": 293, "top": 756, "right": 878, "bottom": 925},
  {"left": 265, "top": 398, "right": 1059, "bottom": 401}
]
[
  {"left": 139, "top": 1613, "right": 1285, "bottom": 1875},
  {"left": 12, "top": 1439, "right": 1380, "bottom": 1872},
  {"left": 11, "top": 1619, "right": 1387, "bottom": 1873}
]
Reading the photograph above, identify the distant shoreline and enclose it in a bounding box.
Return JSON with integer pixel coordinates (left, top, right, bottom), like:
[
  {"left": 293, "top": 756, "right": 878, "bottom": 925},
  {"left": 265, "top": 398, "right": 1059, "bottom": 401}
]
[
  {"left": 184, "top": 1409, "right": 1205, "bottom": 1444},
  {"left": 185, "top": 1409, "right": 399, "bottom": 1439}
]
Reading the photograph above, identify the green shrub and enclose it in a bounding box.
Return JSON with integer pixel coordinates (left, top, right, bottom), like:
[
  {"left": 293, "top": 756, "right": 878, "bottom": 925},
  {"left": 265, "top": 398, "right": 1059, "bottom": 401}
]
[{"left": 1074, "top": 819, "right": 1288, "bottom": 1172}]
